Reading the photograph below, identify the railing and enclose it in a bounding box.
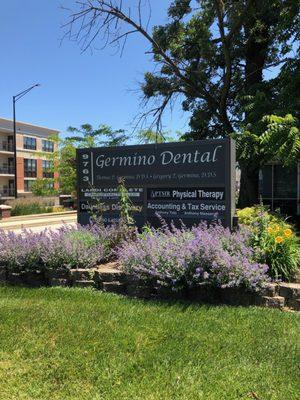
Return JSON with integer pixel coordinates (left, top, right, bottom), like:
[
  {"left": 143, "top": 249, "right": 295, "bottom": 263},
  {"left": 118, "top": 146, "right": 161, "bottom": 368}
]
[
  {"left": 24, "top": 171, "right": 37, "bottom": 178},
  {"left": 0, "top": 165, "right": 14, "bottom": 174},
  {"left": 0, "top": 188, "right": 14, "bottom": 197},
  {"left": 0, "top": 142, "right": 14, "bottom": 152},
  {"left": 24, "top": 144, "right": 36, "bottom": 150}
]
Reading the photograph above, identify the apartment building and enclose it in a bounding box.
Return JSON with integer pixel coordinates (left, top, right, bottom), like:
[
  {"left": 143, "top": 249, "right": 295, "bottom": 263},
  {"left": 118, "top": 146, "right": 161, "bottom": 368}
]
[{"left": 0, "top": 117, "right": 59, "bottom": 199}]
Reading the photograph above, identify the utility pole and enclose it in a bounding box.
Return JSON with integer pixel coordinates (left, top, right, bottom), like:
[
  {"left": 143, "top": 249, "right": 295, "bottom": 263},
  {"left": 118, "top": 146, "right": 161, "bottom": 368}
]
[{"left": 13, "top": 84, "right": 40, "bottom": 198}]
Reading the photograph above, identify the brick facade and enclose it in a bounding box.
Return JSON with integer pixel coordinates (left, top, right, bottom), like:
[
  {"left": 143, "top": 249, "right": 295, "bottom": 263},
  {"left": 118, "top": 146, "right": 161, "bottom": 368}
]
[
  {"left": 16, "top": 157, "right": 24, "bottom": 191},
  {"left": 37, "top": 159, "right": 43, "bottom": 178},
  {"left": 0, "top": 117, "right": 59, "bottom": 198}
]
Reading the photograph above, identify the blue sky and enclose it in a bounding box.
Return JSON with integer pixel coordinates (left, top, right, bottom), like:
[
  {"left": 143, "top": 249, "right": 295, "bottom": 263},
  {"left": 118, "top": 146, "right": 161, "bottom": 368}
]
[{"left": 0, "top": 1, "right": 190, "bottom": 138}]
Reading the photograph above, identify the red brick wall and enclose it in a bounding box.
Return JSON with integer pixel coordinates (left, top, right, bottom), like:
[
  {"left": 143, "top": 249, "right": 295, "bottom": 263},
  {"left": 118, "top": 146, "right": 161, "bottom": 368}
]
[
  {"left": 37, "top": 159, "right": 43, "bottom": 179},
  {"left": 16, "top": 155, "right": 60, "bottom": 193},
  {"left": 16, "top": 157, "right": 24, "bottom": 191}
]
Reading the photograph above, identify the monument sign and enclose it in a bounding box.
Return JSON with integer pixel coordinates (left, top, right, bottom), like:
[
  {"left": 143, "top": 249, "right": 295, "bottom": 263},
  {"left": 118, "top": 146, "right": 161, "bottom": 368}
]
[{"left": 77, "top": 138, "right": 236, "bottom": 228}]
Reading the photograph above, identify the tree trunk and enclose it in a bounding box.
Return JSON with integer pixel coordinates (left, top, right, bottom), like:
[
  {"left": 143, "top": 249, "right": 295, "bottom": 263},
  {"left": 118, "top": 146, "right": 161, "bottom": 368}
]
[
  {"left": 238, "top": 3, "right": 271, "bottom": 208},
  {"left": 238, "top": 167, "right": 259, "bottom": 208}
]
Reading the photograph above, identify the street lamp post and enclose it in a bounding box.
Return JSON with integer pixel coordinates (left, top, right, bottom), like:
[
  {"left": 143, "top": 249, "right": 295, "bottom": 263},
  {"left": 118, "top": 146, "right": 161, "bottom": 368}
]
[{"left": 13, "top": 84, "right": 40, "bottom": 198}]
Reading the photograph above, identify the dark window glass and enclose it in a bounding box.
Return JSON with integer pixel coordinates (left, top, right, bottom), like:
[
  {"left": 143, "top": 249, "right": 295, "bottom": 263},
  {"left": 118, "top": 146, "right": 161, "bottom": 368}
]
[
  {"left": 42, "top": 140, "right": 54, "bottom": 152},
  {"left": 42, "top": 160, "right": 54, "bottom": 178},
  {"left": 24, "top": 180, "right": 34, "bottom": 192},
  {"left": 24, "top": 159, "right": 37, "bottom": 178},
  {"left": 261, "top": 199, "right": 272, "bottom": 209},
  {"left": 273, "top": 165, "right": 297, "bottom": 198},
  {"left": 24, "top": 137, "right": 36, "bottom": 150},
  {"left": 273, "top": 200, "right": 297, "bottom": 216},
  {"left": 259, "top": 165, "right": 272, "bottom": 198}
]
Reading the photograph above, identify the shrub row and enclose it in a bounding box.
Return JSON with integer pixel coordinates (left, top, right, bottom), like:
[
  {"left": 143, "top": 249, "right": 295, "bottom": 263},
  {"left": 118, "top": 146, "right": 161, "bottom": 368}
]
[
  {"left": 6, "top": 197, "right": 56, "bottom": 216},
  {"left": 118, "top": 222, "right": 271, "bottom": 292},
  {"left": 0, "top": 207, "right": 298, "bottom": 293},
  {"left": 0, "top": 222, "right": 130, "bottom": 273}
]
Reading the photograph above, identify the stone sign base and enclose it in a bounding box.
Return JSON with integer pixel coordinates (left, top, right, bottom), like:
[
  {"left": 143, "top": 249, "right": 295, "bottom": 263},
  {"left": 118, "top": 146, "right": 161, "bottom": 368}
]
[
  {"left": 0, "top": 205, "right": 12, "bottom": 219},
  {"left": 0, "top": 263, "right": 299, "bottom": 311}
]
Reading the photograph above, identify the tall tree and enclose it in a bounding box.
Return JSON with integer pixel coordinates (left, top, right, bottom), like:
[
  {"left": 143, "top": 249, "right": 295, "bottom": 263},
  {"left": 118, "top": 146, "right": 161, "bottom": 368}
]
[
  {"left": 63, "top": 123, "right": 127, "bottom": 193},
  {"left": 137, "top": 129, "right": 174, "bottom": 144},
  {"left": 64, "top": 0, "right": 300, "bottom": 206},
  {"left": 66, "top": 123, "right": 128, "bottom": 147},
  {"left": 47, "top": 123, "right": 128, "bottom": 194},
  {"left": 58, "top": 139, "right": 77, "bottom": 194}
]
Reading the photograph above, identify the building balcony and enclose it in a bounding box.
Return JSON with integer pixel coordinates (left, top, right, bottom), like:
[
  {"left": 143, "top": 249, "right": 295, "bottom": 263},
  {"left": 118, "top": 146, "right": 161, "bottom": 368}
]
[
  {"left": 0, "top": 141, "right": 14, "bottom": 152},
  {"left": 0, "top": 188, "right": 14, "bottom": 198},
  {"left": 0, "top": 165, "right": 15, "bottom": 175}
]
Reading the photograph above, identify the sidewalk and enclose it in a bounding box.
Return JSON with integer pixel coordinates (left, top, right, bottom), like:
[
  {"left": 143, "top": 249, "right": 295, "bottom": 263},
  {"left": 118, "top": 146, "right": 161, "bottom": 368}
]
[{"left": 0, "top": 211, "right": 77, "bottom": 232}]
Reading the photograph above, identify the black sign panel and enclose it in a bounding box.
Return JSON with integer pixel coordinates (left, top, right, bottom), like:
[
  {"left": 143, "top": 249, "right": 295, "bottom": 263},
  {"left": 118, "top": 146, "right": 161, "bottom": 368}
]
[{"left": 77, "top": 139, "right": 236, "bottom": 228}]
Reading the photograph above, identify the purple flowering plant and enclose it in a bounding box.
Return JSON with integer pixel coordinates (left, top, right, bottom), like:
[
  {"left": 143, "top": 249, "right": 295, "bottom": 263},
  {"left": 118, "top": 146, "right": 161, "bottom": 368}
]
[
  {"left": 117, "top": 222, "right": 270, "bottom": 292},
  {"left": 40, "top": 225, "right": 105, "bottom": 271},
  {"left": 90, "top": 216, "right": 136, "bottom": 261},
  {"left": 0, "top": 217, "right": 270, "bottom": 291},
  {"left": 0, "top": 222, "right": 129, "bottom": 273},
  {"left": 0, "top": 228, "right": 49, "bottom": 272}
]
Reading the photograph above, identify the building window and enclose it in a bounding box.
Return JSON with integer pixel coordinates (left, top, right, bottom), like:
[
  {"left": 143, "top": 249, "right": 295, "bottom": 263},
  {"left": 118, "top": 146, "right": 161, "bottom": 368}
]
[
  {"left": 273, "top": 165, "right": 297, "bottom": 198},
  {"left": 24, "top": 180, "right": 35, "bottom": 192},
  {"left": 259, "top": 163, "right": 298, "bottom": 216},
  {"left": 46, "top": 181, "right": 54, "bottom": 190},
  {"left": 42, "top": 140, "right": 54, "bottom": 152},
  {"left": 24, "top": 137, "right": 36, "bottom": 150},
  {"left": 24, "top": 159, "right": 37, "bottom": 177},
  {"left": 42, "top": 160, "right": 54, "bottom": 178}
]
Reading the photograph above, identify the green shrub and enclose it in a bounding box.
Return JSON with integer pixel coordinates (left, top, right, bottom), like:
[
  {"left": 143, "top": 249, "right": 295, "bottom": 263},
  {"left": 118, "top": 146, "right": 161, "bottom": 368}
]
[
  {"left": 65, "top": 230, "right": 99, "bottom": 248},
  {"left": 237, "top": 205, "right": 281, "bottom": 226},
  {"left": 11, "top": 203, "right": 52, "bottom": 216},
  {"left": 8, "top": 197, "right": 56, "bottom": 216},
  {"left": 237, "top": 205, "right": 300, "bottom": 281}
]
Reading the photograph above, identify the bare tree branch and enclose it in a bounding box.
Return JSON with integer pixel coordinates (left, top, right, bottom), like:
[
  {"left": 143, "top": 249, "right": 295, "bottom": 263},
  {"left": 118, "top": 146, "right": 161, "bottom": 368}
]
[
  {"left": 62, "top": 1, "right": 248, "bottom": 133},
  {"left": 63, "top": 1, "right": 204, "bottom": 94}
]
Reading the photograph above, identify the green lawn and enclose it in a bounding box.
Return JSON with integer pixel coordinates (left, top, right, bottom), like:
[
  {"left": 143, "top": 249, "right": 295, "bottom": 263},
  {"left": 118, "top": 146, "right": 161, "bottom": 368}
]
[{"left": 0, "top": 287, "right": 299, "bottom": 400}]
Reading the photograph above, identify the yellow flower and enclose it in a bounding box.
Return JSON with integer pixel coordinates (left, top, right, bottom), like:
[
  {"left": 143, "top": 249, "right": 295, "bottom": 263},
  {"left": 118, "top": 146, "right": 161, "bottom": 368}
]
[
  {"left": 267, "top": 227, "right": 273, "bottom": 234},
  {"left": 284, "top": 229, "right": 292, "bottom": 237},
  {"left": 273, "top": 225, "right": 280, "bottom": 232},
  {"left": 275, "top": 236, "right": 284, "bottom": 244}
]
